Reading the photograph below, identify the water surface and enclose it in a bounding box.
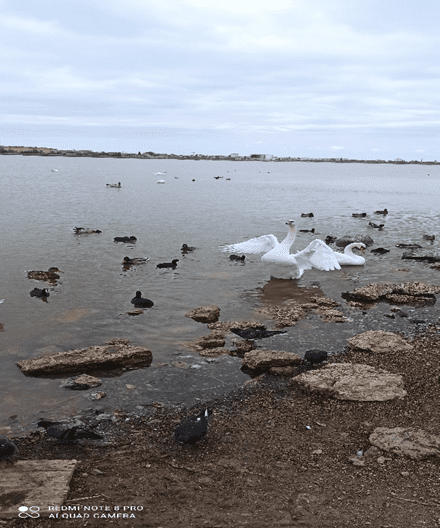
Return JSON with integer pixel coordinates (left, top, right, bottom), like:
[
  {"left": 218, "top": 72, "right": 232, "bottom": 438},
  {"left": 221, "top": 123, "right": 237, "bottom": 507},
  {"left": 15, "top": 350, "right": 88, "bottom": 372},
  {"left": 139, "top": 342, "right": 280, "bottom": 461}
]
[{"left": 1, "top": 156, "right": 440, "bottom": 432}]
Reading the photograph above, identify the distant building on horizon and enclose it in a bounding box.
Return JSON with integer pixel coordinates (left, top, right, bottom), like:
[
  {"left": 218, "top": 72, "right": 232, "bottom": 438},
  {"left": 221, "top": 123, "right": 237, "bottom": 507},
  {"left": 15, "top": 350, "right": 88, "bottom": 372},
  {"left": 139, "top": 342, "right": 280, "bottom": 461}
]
[{"left": 250, "top": 154, "right": 274, "bottom": 161}]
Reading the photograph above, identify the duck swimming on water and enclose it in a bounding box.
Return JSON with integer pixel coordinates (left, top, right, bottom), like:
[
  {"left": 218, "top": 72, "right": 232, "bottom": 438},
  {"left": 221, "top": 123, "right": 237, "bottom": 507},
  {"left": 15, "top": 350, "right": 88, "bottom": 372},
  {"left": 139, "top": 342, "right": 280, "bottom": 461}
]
[
  {"left": 352, "top": 213, "right": 367, "bottom": 218},
  {"left": 157, "top": 259, "right": 179, "bottom": 269},
  {"left": 181, "top": 244, "right": 196, "bottom": 252},
  {"left": 123, "top": 257, "right": 149, "bottom": 265},
  {"left": 131, "top": 291, "right": 154, "bottom": 308}
]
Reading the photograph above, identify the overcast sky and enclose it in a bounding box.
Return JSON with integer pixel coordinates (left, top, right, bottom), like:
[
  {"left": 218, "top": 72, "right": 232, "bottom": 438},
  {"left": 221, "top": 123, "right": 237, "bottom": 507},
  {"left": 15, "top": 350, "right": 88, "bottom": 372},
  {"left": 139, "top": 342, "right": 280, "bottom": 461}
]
[{"left": 1, "top": 0, "right": 439, "bottom": 159}]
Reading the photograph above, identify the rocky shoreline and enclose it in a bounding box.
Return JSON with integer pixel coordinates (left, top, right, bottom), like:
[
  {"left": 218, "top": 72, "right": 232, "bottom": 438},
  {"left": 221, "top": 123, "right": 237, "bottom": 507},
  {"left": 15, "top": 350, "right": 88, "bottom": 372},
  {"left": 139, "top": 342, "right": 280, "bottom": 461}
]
[{"left": 1, "top": 278, "right": 440, "bottom": 526}]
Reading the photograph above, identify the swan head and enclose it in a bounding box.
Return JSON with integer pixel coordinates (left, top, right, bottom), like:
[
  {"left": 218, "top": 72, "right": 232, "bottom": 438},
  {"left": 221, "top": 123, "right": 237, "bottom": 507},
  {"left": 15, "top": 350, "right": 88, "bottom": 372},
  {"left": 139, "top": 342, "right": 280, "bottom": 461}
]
[
  {"left": 285, "top": 220, "right": 296, "bottom": 232},
  {"left": 353, "top": 243, "right": 366, "bottom": 253}
]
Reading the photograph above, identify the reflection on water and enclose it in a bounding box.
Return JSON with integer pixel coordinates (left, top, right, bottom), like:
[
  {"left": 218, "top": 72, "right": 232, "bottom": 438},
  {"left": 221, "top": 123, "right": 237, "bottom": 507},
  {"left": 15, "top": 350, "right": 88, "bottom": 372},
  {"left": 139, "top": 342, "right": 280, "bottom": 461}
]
[
  {"left": 55, "top": 308, "right": 93, "bottom": 323},
  {"left": 1, "top": 156, "right": 440, "bottom": 428}
]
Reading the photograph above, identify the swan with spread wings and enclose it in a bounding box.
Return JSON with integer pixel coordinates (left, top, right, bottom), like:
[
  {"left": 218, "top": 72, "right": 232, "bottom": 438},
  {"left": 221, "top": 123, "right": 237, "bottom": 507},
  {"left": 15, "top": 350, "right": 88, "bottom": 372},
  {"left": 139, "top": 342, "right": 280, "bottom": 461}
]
[{"left": 220, "top": 220, "right": 343, "bottom": 279}]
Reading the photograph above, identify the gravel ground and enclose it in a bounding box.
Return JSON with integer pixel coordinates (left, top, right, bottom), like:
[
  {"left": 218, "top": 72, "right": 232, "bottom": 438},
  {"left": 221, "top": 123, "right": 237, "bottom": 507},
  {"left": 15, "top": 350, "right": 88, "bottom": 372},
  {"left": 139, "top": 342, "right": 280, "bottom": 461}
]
[{"left": 4, "top": 310, "right": 440, "bottom": 527}]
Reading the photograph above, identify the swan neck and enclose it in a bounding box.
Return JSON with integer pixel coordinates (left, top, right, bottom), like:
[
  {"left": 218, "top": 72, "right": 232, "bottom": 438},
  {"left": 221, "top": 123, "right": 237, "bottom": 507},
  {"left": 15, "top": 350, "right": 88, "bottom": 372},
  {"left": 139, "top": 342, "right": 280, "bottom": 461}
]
[
  {"left": 281, "top": 227, "right": 297, "bottom": 246},
  {"left": 344, "top": 243, "right": 357, "bottom": 256}
]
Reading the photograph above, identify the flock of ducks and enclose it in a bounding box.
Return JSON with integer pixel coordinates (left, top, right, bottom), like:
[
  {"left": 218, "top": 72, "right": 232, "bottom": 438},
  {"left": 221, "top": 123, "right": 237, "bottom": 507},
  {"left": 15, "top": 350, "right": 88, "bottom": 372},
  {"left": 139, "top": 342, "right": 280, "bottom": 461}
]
[{"left": 27, "top": 229, "right": 196, "bottom": 305}]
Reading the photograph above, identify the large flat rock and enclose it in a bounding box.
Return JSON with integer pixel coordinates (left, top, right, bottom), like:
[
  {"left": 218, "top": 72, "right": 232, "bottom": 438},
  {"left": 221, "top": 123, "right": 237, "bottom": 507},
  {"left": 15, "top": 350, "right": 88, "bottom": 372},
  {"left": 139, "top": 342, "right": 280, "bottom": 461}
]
[
  {"left": 0, "top": 459, "right": 77, "bottom": 518},
  {"left": 347, "top": 330, "right": 413, "bottom": 354},
  {"left": 293, "top": 363, "right": 407, "bottom": 401},
  {"left": 342, "top": 281, "right": 440, "bottom": 305},
  {"left": 369, "top": 427, "right": 440, "bottom": 460},
  {"left": 185, "top": 305, "right": 220, "bottom": 323},
  {"left": 242, "top": 350, "right": 301, "bottom": 370},
  {"left": 16, "top": 339, "right": 152, "bottom": 376}
]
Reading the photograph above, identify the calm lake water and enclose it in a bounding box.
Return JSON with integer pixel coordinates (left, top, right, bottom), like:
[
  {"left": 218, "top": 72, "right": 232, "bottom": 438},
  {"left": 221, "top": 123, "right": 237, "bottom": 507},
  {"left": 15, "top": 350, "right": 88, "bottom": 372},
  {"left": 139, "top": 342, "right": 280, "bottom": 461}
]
[{"left": 1, "top": 156, "right": 440, "bottom": 433}]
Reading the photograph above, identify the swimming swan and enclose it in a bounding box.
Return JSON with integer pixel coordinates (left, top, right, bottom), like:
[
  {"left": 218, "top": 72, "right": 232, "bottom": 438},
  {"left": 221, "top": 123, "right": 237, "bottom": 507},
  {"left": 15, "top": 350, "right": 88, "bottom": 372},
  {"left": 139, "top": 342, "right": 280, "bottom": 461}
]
[
  {"left": 219, "top": 220, "right": 342, "bottom": 279},
  {"left": 327, "top": 242, "right": 366, "bottom": 265}
]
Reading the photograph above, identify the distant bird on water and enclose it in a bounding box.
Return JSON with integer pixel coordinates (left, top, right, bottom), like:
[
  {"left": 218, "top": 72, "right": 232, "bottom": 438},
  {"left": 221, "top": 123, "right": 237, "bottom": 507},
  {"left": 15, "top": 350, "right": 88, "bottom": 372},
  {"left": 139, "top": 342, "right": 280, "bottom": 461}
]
[
  {"left": 181, "top": 244, "right": 196, "bottom": 252},
  {"left": 123, "top": 257, "right": 149, "bottom": 265},
  {"left": 131, "top": 291, "right": 154, "bottom": 308},
  {"left": 157, "top": 259, "right": 179, "bottom": 269},
  {"left": 374, "top": 208, "right": 388, "bottom": 215},
  {"left": 175, "top": 408, "right": 213, "bottom": 445},
  {"left": 0, "top": 437, "right": 18, "bottom": 464},
  {"left": 301, "top": 213, "right": 314, "bottom": 217},
  {"left": 352, "top": 213, "right": 367, "bottom": 218},
  {"left": 37, "top": 419, "right": 103, "bottom": 442}
]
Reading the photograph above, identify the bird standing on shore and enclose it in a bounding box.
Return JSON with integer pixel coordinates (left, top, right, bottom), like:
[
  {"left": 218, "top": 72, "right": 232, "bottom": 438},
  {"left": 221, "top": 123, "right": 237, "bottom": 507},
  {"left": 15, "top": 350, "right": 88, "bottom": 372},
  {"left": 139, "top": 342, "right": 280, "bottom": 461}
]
[
  {"left": 175, "top": 409, "right": 213, "bottom": 445},
  {"left": 37, "top": 419, "right": 104, "bottom": 442},
  {"left": 0, "top": 437, "right": 18, "bottom": 464}
]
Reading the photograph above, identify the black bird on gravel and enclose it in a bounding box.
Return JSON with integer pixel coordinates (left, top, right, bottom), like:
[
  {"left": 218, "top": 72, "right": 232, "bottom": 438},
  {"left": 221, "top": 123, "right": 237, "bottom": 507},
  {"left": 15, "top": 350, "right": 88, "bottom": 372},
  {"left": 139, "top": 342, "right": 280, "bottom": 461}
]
[
  {"left": 37, "top": 419, "right": 103, "bottom": 442},
  {"left": 175, "top": 409, "right": 213, "bottom": 445},
  {"left": 229, "top": 254, "right": 246, "bottom": 261},
  {"left": 0, "top": 437, "right": 18, "bottom": 464}
]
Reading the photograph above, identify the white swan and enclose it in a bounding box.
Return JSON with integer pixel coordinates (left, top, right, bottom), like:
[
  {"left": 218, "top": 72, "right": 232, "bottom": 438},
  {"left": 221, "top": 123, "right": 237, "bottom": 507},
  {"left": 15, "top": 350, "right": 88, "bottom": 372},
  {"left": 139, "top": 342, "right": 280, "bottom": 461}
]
[
  {"left": 220, "top": 220, "right": 342, "bottom": 279},
  {"left": 156, "top": 179, "right": 166, "bottom": 184},
  {"left": 330, "top": 242, "right": 366, "bottom": 265}
]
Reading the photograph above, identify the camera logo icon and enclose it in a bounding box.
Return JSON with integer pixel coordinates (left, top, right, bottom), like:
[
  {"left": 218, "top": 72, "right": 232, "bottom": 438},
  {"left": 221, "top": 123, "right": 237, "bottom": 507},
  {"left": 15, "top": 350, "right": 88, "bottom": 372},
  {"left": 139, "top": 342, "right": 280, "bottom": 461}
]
[{"left": 18, "top": 506, "right": 40, "bottom": 518}]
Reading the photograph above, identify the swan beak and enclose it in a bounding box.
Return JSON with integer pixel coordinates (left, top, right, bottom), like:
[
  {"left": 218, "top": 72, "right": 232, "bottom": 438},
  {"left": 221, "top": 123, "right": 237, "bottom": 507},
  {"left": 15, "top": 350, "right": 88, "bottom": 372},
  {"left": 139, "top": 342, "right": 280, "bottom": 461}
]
[
  {"left": 359, "top": 246, "right": 366, "bottom": 253},
  {"left": 286, "top": 220, "right": 295, "bottom": 226}
]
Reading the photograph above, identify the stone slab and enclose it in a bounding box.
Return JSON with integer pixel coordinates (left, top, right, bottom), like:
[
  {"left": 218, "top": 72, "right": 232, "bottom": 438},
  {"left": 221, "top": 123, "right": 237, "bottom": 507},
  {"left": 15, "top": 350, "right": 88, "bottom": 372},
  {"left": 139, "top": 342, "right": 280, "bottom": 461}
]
[{"left": 0, "top": 459, "right": 77, "bottom": 518}]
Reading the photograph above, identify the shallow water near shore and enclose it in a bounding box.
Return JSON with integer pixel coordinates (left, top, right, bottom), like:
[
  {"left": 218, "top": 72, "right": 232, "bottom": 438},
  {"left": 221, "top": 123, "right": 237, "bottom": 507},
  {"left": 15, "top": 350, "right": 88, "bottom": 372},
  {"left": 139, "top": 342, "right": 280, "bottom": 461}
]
[{"left": 1, "top": 156, "right": 440, "bottom": 435}]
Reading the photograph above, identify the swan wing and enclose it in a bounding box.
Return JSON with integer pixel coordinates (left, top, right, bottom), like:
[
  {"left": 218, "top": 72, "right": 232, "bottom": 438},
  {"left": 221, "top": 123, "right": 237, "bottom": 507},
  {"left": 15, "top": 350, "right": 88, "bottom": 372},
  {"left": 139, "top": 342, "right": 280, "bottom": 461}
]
[
  {"left": 219, "top": 234, "right": 279, "bottom": 254},
  {"left": 294, "top": 239, "right": 341, "bottom": 271}
]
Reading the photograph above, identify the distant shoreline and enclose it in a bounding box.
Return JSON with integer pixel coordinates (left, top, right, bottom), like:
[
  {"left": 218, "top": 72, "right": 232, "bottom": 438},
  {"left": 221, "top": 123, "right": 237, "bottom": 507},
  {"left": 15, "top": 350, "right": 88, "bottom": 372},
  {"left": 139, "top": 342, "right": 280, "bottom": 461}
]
[{"left": 1, "top": 145, "right": 438, "bottom": 165}]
